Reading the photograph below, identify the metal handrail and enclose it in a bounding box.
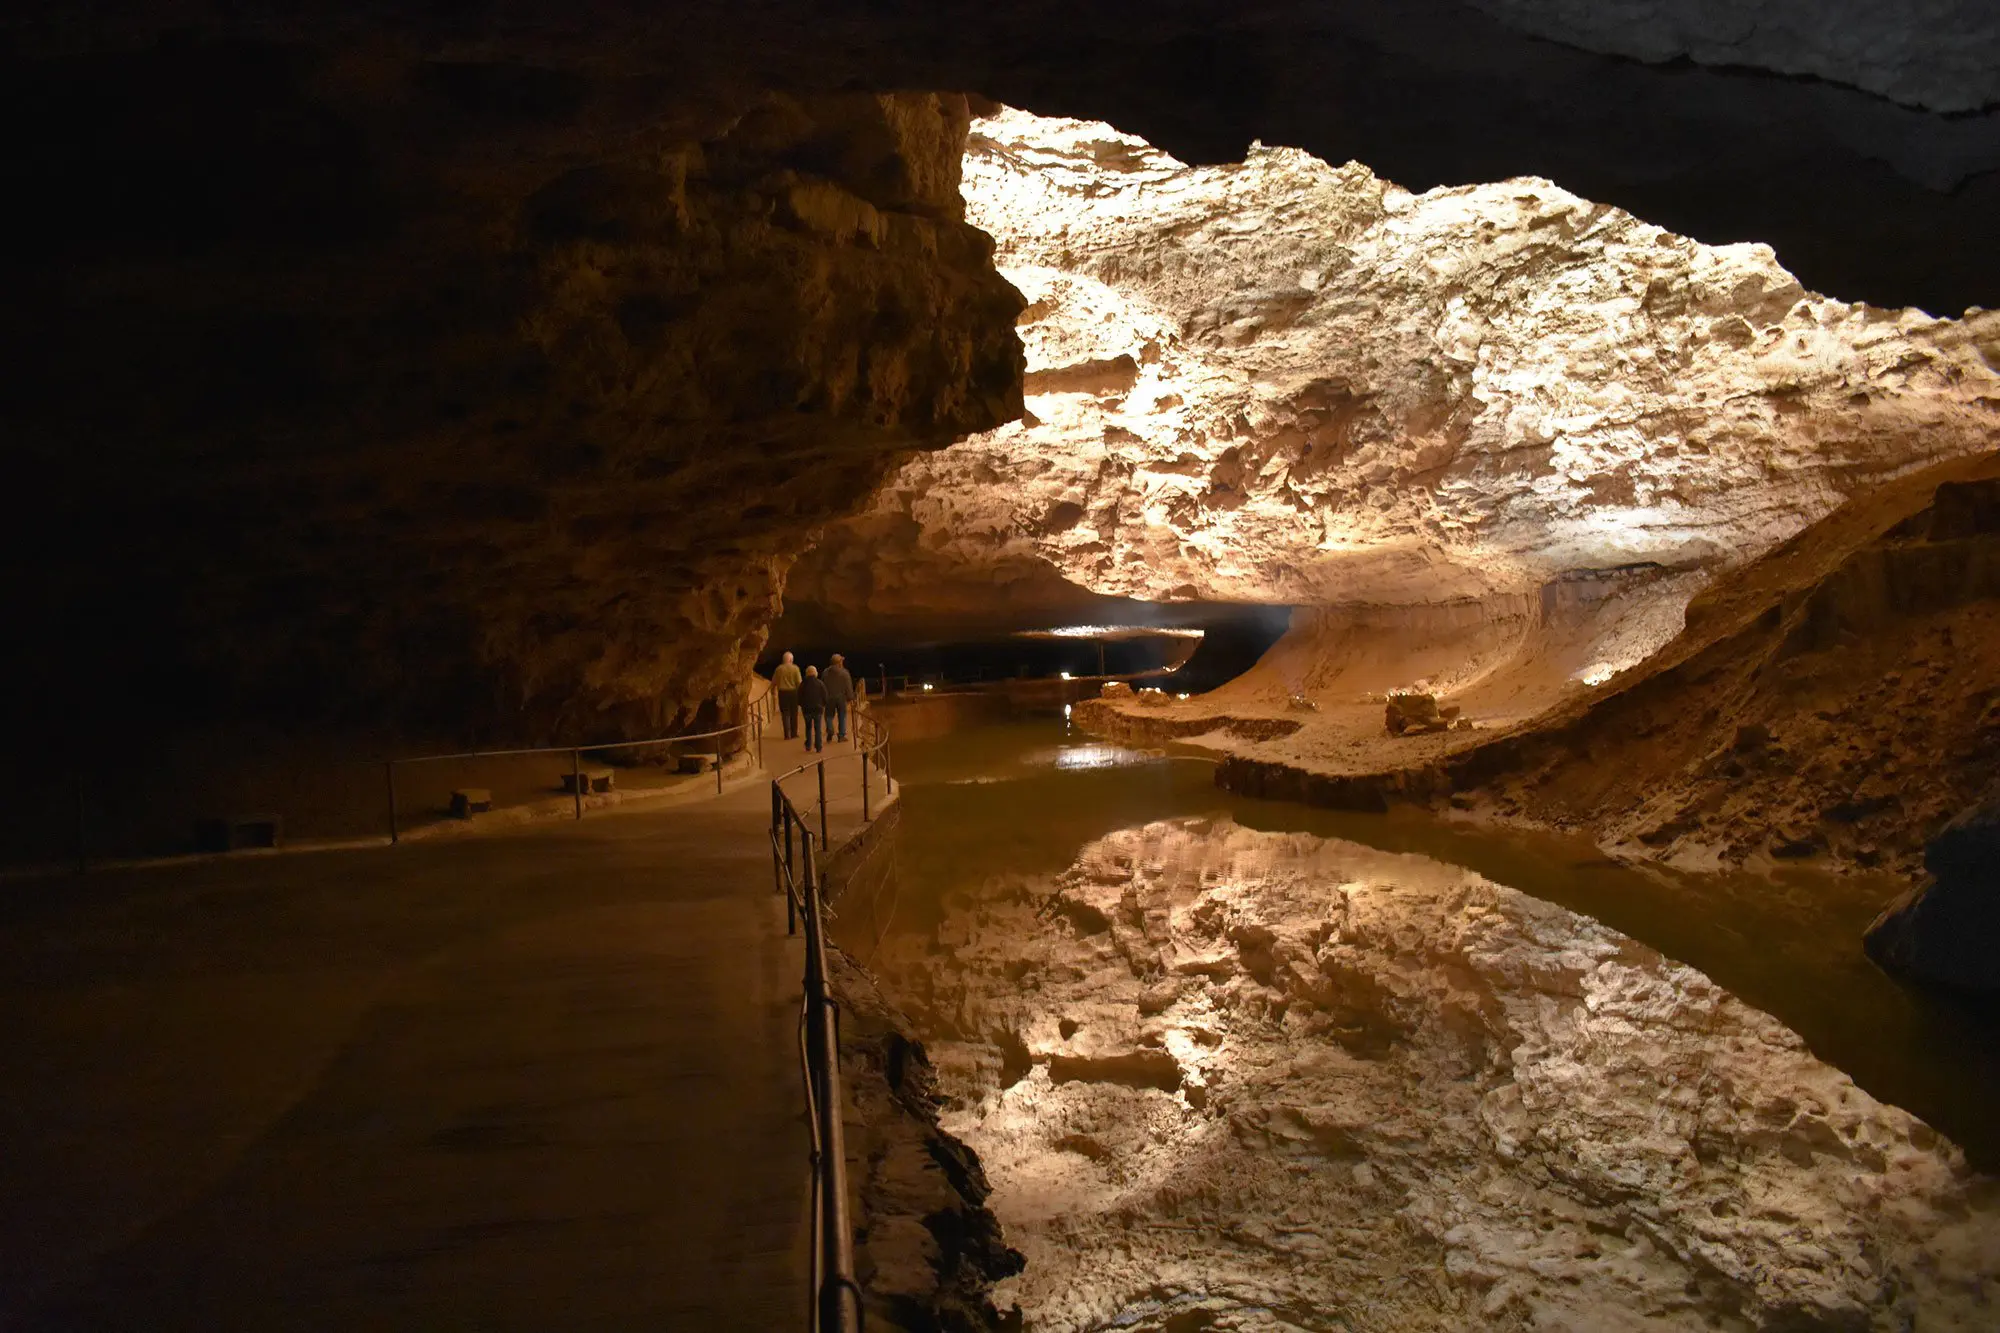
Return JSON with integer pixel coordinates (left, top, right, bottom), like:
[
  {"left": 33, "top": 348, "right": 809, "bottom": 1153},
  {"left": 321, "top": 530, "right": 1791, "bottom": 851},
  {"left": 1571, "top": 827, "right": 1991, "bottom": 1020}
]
[
  {"left": 383, "top": 704, "right": 769, "bottom": 843},
  {"left": 770, "top": 775, "right": 868, "bottom": 1333},
  {"left": 772, "top": 706, "right": 894, "bottom": 851}
]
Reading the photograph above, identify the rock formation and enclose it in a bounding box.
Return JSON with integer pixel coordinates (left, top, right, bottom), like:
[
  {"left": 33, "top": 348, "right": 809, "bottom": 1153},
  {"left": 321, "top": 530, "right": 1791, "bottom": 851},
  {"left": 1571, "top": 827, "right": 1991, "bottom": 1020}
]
[
  {"left": 1459, "top": 456, "right": 2000, "bottom": 874},
  {"left": 792, "top": 107, "right": 2000, "bottom": 655},
  {"left": 8, "top": 79, "right": 1022, "bottom": 740},
  {"left": 1463, "top": 0, "right": 2000, "bottom": 112},
  {"left": 1175, "top": 454, "right": 2000, "bottom": 877},
  {"left": 831, "top": 951, "right": 1023, "bottom": 1332},
  {"left": 873, "top": 817, "right": 2000, "bottom": 1331},
  {"left": 1867, "top": 794, "right": 2000, "bottom": 992},
  {"left": 11, "top": 4, "right": 2000, "bottom": 742}
]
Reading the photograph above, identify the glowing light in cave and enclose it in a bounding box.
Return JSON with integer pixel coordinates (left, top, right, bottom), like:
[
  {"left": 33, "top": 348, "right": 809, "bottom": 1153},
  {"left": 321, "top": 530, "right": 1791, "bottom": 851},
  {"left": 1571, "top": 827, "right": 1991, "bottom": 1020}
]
[
  {"left": 1060, "top": 671, "right": 1073, "bottom": 680},
  {"left": 1017, "top": 625, "right": 1206, "bottom": 641},
  {"left": 1573, "top": 662, "right": 1619, "bottom": 687}
]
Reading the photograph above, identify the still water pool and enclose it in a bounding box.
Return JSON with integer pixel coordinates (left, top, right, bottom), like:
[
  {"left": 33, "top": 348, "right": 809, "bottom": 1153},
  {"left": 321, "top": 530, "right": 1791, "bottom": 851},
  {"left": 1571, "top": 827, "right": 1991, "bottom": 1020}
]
[{"left": 835, "top": 714, "right": 2000, "bottom": 1170}]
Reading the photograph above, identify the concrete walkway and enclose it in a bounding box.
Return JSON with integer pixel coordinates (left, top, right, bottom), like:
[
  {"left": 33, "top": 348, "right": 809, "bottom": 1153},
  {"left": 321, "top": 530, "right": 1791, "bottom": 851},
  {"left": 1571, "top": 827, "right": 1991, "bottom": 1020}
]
[
  {"left": 0, "top": 751, "right": 884, "bottom": 1330},
  {"left": 767, "top": 725, "right": 895, "bottom": 857}
]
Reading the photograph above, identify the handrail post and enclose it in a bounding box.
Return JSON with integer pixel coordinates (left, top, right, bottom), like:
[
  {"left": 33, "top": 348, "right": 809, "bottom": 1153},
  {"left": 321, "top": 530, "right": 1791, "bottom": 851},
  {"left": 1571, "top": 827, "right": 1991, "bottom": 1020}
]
[
  {"left": 817, "top": 761, "right": 829, "bottom": 851},
  {"left": 385, "top": 760, "right": 399, "bottom": 845},
  {"left": 801, "top": 829, "right": 816, "bottom": 923},
  {"left": 571, "top": 748, "right": 583, "bottom": 820},
  {"left": 861, "top": 744, "right": 870, "bottom": 822}
]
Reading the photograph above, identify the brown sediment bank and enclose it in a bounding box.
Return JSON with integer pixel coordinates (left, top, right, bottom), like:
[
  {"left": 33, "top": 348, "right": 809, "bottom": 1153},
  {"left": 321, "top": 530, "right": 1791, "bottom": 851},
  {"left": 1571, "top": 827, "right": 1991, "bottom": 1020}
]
[{"left": 1079, "top": 452, "right": 2000, "bottom": 880}]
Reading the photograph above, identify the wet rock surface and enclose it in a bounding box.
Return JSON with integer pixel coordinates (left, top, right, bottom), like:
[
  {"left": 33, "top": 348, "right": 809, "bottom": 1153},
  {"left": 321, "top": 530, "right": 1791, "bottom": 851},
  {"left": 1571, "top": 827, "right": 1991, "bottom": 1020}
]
[{"left": 871, "top": 817, "right": 2000, "bottom": 1331}]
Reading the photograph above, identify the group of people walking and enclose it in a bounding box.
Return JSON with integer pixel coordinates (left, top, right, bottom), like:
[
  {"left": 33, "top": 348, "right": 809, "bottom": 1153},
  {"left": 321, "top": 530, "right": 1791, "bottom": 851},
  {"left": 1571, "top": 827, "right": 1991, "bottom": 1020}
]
[{"left": 770, "top": 651, "right": 855, "bottom": 753}]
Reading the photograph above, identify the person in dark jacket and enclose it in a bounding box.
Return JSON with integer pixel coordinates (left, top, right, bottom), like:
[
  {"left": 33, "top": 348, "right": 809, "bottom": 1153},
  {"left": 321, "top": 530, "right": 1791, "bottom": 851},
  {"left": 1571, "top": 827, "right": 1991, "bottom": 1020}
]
[
  {"left": 772, "top": 651, "right": 802, "bottom": 739},
  {"left": 798, "top": 665, "right": 828, "bottom": 752},
  {"left": 822, "top": 654, "right": 855, "bottom": 743}
]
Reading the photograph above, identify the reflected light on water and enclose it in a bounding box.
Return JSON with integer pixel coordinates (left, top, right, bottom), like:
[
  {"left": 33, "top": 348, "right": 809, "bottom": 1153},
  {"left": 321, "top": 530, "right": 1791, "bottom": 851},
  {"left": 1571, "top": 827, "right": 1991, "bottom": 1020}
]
[{"left": 1053, "top": 744, "right": 1130, "bottom": 771}]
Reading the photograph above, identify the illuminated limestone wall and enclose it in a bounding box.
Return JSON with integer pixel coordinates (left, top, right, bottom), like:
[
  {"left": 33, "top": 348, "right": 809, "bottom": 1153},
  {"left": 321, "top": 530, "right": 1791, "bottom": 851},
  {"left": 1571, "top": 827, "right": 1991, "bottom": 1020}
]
[{"left": 790, "top": 108, "right": 2000, "bottom": 668}]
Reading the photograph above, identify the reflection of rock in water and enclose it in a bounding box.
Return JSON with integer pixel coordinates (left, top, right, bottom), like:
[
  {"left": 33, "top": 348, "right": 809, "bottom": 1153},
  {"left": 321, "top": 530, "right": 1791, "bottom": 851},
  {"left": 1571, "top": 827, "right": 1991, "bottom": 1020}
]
[{"left": 874, "top": 818, "right": 2000, "bottom": 1331}]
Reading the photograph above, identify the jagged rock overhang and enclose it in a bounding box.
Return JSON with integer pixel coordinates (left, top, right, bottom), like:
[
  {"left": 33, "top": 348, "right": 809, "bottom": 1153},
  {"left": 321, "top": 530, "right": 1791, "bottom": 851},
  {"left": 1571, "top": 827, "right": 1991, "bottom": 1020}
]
[{"left": 6, "top": 0, "right": 1999, "bottom": 740}]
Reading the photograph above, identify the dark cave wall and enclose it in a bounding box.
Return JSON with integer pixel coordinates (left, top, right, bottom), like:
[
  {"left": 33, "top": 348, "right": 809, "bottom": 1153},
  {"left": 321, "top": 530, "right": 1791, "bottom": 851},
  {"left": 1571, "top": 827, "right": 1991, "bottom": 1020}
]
[
  {"left": 4, "top": 1, "right": 1997, "bottom": 742},
  {"left": 3, "top": 49, "right": 1022, "bottom": 741}
]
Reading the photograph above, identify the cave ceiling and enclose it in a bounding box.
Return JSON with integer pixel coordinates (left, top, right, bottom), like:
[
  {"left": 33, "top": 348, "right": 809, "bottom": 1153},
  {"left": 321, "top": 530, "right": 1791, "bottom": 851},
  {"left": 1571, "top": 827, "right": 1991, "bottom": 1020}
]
[
  {"left": 15, "top": 0, "right": 1994, "bottom": 311},
  {"left": 790, "top": 107, "right": 2000, "bottom": 630},
  {"left": 5, "top": 0, "right": 1996, "bottom": 738}
]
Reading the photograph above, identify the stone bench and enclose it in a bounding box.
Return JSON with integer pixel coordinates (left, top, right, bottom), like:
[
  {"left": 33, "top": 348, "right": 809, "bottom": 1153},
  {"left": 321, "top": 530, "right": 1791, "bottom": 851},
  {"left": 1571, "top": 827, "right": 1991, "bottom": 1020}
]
[
  {"left": 677, "top": 751, "right": 719, "bottom": 775},
  {"left": 450, "top": 788, "right": 492, "bottom": 818},
  {"left": 561, "top": 767, "right": 615, "bottom": 795},
  {"left": 193, "top": 814, "right": 283, "bottom": 852}
]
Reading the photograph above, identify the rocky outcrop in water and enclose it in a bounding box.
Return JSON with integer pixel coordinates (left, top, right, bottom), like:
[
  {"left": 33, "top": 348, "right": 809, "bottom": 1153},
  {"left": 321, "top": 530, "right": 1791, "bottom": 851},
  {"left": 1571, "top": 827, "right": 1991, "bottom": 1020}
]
[
  {"left": 1866, "top": 795, "right": 2000, "bottom": 992},
  {"left": 876, "top": 817, "right": 2000, "bottom": 1331}
]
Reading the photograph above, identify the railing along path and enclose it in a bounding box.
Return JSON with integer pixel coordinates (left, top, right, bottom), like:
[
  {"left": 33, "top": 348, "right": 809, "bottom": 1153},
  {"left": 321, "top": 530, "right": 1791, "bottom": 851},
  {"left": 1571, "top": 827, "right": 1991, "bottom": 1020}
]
[
  {"left": 387, "top": 682, "right": 886, "bottom": 1331},
  {"left": 381, "top": 690, "right": 780, "bottom": 842},
  {"left": 769, "top": 710, "right": 893, "bottom": 1333}
]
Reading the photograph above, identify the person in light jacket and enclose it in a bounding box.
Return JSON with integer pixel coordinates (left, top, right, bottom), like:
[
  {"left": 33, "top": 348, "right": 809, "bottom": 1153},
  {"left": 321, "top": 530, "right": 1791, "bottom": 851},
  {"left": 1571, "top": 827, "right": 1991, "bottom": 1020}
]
[
  {"left": 798, "top": 665, "right": 828, "bottom": 752},
  {"left": 772, "top": 651, "right": 802, "bottom": 739},
  {"left": 822, "top": 654, "right": 855, "bottom": 743}
]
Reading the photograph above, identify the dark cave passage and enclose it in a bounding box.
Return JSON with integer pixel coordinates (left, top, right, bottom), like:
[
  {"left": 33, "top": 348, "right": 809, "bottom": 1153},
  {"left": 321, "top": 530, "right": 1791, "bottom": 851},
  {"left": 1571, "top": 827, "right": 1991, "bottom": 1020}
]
[{"left": 763, "top": 602, "right": 1295, "bottom": 696}]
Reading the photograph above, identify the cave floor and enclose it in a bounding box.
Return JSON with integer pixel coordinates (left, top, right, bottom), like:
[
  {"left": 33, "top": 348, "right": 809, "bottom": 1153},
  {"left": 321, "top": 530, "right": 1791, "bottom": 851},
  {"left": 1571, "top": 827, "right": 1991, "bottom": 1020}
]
[{"left": 0, "top": 781, "right": 834, "bottom": 1331}]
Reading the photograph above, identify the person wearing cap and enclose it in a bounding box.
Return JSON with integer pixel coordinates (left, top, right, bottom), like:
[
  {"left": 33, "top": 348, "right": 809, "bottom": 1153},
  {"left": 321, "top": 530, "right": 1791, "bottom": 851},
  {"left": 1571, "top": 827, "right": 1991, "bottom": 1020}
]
[
  {"left": 772, "top": 651, "right": 802, "bottom": 739},
  {"left": 822, "top": 654, "right": 855, "bottom": 743}
]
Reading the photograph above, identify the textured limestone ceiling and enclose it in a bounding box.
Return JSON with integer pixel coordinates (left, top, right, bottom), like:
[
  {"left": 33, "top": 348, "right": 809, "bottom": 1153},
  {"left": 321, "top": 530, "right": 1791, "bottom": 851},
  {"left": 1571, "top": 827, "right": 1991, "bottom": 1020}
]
[
  {"left": 7, "top": 0, "right": 1999, "bottom": 737},
  {"left": 10, "top": 3, "right": 1996, "bottom": 310},
  {"left": 792, "top": 109, "right": 2000, "bottom": 617},
  {"left": 1466, "top": 0, "right": 2000, "bottom": 112}
]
